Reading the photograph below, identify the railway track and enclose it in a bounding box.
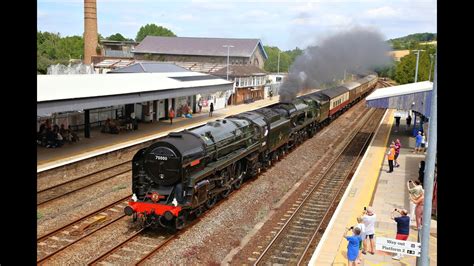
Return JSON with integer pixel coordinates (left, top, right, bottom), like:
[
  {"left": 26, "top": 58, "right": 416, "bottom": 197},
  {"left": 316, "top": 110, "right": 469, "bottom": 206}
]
[
  {"left": 253, "top": 108, "right": 385, "bottom": 265},
  {"left": 377, "top": 79, "right": 393, "bottom": 88},
  {"left": 37, "top": 195, "right": 132, "bottom": 264},
  {"left": 87, "top": 229, "right": 175, "bottom": 265},
  {"left": 37, "top": 161, "right": 132, "bottom": 206}
]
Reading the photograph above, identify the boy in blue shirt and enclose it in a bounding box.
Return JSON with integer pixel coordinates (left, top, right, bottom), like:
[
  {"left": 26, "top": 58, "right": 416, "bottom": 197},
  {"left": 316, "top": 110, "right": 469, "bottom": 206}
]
[{"left": 414, "top": 131, "right": 423, "bottom": 153}]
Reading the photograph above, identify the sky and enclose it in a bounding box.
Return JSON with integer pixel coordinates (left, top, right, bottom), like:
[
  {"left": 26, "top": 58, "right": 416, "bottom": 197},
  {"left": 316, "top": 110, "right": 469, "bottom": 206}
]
[{"left": 37, "top": 0, "right": 437, "bottom": 51}]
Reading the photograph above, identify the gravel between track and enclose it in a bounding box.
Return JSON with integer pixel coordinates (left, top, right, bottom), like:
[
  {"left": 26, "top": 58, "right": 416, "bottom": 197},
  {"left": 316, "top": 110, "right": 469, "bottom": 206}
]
[{"left": 37, "top": 172, "right": 131, "bottom": 237}]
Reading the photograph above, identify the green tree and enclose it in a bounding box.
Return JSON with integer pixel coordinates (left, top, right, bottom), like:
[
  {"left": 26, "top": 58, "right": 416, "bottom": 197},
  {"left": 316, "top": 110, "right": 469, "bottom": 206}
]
[
  {"left": 56, "top": 35, "right": 84, "bottom": 60},
  {"left": 374, "top": 62, "right": 397, "bottom": 79},
  {"left": 106, "top": 33, "right": 132, "bottom": 41},
  {"left": 394, "top": 45, "right": 436, "bottom": 84},
  {"left": 135, "top": 24, "right": 176, "bottom": 42},
  {"left": 263, "top": 46, "right": 302, "bottom": 73},
  {"left": 37, "top": 31, "right": 84, "bottom": 73},
  {"left": 388, "top": 32, "right": 436, "bottom": 50}
]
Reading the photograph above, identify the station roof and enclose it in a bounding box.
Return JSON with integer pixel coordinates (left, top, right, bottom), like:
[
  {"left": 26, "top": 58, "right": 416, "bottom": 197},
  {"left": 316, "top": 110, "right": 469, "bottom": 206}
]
[
  {"left": 133, "top": 36, "right": 268, "bottom": 59},
  {"left": 37, "top": 72, "right": 233, "bottom": 116},
  {"left": 366, "top": 81, "right": 433, "bottom": 117},
  {"left": 108, "top": 62, "right": 191, "bottom": 73}
]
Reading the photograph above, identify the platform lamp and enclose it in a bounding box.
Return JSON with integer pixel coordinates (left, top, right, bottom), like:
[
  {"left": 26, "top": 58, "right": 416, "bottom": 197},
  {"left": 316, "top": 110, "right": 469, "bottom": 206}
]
[
  {"left": 413, "top": 50, "right": 422, "bottom": 83},
  {"left": 419, "top": 51, "right": 437, "bottom": 266},
  {"left": 223, "top": 45, "right": 234, "bottom": 81},
  {"left": 277, "top": 50, "right": 281, "bottom": 75},
  {"left": 428, "top": 53, "right": 436, "bottom": 81}
]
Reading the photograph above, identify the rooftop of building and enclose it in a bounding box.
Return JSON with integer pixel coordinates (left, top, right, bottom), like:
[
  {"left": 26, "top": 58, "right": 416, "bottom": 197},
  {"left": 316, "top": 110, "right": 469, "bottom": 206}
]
[{"left": 133, "top": 36, "right": 268, "bottom": 59}]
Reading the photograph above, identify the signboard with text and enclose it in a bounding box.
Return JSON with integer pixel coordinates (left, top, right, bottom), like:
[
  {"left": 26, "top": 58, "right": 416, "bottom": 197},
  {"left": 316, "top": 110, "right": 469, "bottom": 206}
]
[{"left": 376, "top": 237, "right": 421, "bottom": 257}]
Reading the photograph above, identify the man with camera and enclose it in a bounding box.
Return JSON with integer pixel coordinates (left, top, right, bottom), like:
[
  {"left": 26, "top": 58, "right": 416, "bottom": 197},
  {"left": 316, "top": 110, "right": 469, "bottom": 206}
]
[
  {"left": 391, "top": 208, "right": 410, "bottom": 260},
  {"left": 361, "top": 206, "right": 376, "bottom": 255}
]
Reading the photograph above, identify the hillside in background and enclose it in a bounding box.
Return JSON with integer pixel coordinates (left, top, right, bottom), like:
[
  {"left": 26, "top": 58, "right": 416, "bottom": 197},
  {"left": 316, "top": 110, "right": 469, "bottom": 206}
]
[{"left": 388, "top": 32, "right": 437, "bottom": 50}]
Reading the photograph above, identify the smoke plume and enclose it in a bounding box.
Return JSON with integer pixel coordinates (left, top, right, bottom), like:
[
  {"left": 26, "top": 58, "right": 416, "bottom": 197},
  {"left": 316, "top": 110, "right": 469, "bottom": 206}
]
[{"left": 279, "top": 27, "right": 391, "bottom": 102}]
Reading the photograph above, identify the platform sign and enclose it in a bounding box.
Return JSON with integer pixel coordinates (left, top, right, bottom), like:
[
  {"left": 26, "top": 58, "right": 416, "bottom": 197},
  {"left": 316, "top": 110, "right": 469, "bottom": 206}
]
[{"left": 376, "top": 237, "right": 421, "bottom": 257}]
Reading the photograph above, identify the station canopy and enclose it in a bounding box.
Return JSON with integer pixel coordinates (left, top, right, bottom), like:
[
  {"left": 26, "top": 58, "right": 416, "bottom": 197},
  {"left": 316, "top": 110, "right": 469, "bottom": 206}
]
[
  {"left": 37, "top": 71, "right": 233, "bottom": 116},
  {"left": 366, "top": 81, "right": 433, "bottom": 117}
]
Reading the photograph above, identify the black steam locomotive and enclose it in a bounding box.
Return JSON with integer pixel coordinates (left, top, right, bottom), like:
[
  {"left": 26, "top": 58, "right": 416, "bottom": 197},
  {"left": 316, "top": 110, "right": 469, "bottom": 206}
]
[{"left": 124, "top": 74, "right": 378, "bottom": 230}]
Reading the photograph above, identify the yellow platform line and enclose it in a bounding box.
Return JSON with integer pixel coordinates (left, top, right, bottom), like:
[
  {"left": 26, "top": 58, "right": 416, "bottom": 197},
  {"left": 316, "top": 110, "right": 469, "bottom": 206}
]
[{"left": 310, "top": 109, "right": 394, "bottom": 265}]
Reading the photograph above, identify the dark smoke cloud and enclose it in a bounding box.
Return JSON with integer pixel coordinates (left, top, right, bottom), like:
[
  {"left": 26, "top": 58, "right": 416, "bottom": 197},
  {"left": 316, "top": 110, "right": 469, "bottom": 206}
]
[{"left": 279, "top": 27, "right": 392, "bottom": 102}]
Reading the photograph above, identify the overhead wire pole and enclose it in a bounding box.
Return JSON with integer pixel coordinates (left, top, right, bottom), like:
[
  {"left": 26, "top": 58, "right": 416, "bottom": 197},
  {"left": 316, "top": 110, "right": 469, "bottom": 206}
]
[
  {"left": 428, "top": 54, "right": 435, "bottom": 81},
  {"left": 414, "top": 50, "right": 421, "bottom": 82},
  {"left": 223, "top": 45, "right": 234, "bottom": 81},
  {"left": 277, "top": 50, "right": 281, "bottom": 75},
  {"left": 418, "top": 52, "right": 437, "bottom": 266}
]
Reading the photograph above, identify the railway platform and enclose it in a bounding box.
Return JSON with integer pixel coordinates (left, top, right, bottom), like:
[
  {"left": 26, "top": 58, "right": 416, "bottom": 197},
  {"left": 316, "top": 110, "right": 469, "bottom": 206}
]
[
  {"left": 310, "top": 109, "right": 437, "bottom": 265},
  {"left": 37, "top": 96, "right": 281, "bottom": 172}
]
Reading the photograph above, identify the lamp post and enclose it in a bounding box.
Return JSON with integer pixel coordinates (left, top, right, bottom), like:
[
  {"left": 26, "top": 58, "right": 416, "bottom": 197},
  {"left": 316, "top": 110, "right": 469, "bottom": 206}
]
[
  {"left": 414, "top": 50, "right": 421, "bottom": 82},
  {"left": 223, "top": 45, "right": 234, "bottom": 81},
  {"left": 419, "top": 52, "right": 437, "bottom": 266},
  {"left": 428, "top": 53, "right": 435, "bottom": 81},
  {"left": 277, "top": 50, "right": 281, "bottom": 75}
]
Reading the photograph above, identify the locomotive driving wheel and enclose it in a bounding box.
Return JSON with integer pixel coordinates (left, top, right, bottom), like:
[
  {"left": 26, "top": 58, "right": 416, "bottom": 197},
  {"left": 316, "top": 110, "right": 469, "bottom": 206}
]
[
  {"left": 206, "top": 195, "right": 217, "bottom": 209},
  {"left": 233, "top": 162, "right": 244, "bottom": 190},
  {"left": 221, "top": 186, "right": 232, "bottom": 198}
]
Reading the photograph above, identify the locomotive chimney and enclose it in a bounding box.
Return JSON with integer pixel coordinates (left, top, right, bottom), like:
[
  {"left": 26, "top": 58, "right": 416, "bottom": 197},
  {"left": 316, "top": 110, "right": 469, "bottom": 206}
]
[{"left": 83, "top": 0, "right": 98, "bottom": 65}]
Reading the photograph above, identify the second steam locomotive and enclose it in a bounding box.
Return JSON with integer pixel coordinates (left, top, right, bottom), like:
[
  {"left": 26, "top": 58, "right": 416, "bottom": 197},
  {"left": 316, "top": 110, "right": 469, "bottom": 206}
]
[{"left": 124, "top": 74, "right": 378, "bottom": 230}]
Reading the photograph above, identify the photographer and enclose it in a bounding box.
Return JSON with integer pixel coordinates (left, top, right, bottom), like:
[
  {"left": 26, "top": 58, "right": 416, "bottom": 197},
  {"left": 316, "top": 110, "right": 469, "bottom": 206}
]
[
  {"left": 391, "top": 208, "right": 410, "bottom": 260},
  {"left": 361, "top": 206, "right": 376, "bottom": 255},
  {"left": 407, "top": 179, "right": 424, "bottom": 230},
  {"left": 355, "top": 217, "right": 366, "bottom": 263},
  {"left": 343, "top": 226, "right": 362, "bottom": 266}
]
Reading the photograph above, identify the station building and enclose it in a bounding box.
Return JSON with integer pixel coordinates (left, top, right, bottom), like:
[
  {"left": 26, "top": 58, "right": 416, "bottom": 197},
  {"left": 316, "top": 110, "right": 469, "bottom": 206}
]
[
  {"left": 212, "top": 65, "right": 267, "bottom": 105},
  {"left": 37, "top": 62, "right": 233, "bottom": 138}
]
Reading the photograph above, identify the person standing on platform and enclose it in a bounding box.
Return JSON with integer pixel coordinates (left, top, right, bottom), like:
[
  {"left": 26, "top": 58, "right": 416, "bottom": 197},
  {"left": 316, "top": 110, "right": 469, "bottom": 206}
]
[
  {"left": 406, "top": 114, "right": 412, "bottom": 129},
  {"left": 407, "top": 180, "right": 424, "bottom": 230},
  {"left": 394, "top": 115, "right": 401, "bottom": 132},
  {"left": 343, "top": 226, "right": 362, "bottom": 266},
  {"left": 407, "top": 180, "right": 423, "bottom": 224},
  {"left": 391, "top": 209, "right": 410, "bottom": 260},
  {"left": 198, "top": 98, "right": 202, "bottom": 113},
  {"left": 414, "top": 131, "right": 423, "bottom": 153},
  {"left": 169, "top": 108, "right": 175, "bottom": 125},
  {"left": 418, "top": 161, "right": 426, "bottom": 186},
  {"left": 394, "top": 139, "right": 401, "bottom": 167},
  {"left": 209, "top": 102, "right": 214, "bottom": 117},
  {"left": 386, "top": 143, "right": 395, "bottom": 173},
  {"left": 355, "top": 217, "right": 366, "bottom": 263},
  {"left": 361, "top": 206, "right": 376, "bottom": 255}
]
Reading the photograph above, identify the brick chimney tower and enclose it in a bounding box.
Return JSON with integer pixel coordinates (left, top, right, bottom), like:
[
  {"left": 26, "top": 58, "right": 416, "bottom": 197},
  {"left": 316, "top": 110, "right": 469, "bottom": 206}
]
[{"left": 84, "top": 0, "right": 98, "bottom": 65}]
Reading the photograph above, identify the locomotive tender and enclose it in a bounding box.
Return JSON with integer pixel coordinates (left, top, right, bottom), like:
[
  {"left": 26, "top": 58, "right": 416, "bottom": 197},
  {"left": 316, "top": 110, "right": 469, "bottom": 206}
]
[{"left": 124, "top": 74, "right": 378, "bottom": 230}]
